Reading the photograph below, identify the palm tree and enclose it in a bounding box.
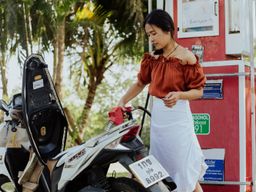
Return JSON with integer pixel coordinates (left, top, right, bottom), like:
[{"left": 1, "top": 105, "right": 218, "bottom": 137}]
[
  {"left": 43, "top": 0, "right": 86, "bottom": 99},
  {"left": 66, "top": 0, "right": 145, "bottom": 142},
  {"left": 0, "top": 0, "right": 25, "bottom": 99}
]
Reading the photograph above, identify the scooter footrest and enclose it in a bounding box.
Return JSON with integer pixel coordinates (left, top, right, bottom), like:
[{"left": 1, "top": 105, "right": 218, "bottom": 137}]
[{"left": 18, "top": 153, "right": 37, "bottom": 184}]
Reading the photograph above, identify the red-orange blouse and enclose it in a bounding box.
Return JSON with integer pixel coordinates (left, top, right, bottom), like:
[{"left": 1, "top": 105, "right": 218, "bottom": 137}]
[{"left": 137, "top": 53, "right": 206, "bottom": 98}]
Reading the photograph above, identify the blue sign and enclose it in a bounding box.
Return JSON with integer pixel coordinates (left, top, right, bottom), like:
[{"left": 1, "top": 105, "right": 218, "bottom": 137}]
[
  {"left": 203, "top": 159, "right": 224, "bottom": 181},
  {"left": 202, "top": 80, "right": 223, "bottom": 99}
]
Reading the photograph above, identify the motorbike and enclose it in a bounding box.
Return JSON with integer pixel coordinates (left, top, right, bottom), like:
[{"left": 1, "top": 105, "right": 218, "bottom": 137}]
[
  {"left": 0, "top": 53, "right": 177, "bottom": 192},
  {"left": 0, "top": 93, "right": 30, "bottom": 192}
]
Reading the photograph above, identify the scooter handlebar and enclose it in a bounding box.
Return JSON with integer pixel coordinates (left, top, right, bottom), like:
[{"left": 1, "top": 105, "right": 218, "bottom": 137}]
[
  {"left": 108, "top": 106, "right": 151, "bottom": 126},
  {"left": 108, "top": 106, "right": 133, "bottom": 125}
]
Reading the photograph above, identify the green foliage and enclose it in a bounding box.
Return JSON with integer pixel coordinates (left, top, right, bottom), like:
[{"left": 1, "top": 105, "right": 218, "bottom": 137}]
[
  {"left": 1, "top": 0, "right": 148, "bottom": 145},
  {"left": 29, "top": 0, "right": 55, "bottom": 51}
]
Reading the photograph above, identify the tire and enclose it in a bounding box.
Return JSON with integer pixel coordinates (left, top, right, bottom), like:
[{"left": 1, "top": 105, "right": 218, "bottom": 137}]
[
  {"left": 109, "top": 177, "right": 147, "bottom": 192},
  {"left": 76, "top": 186, "right": 105, "bottom": 192}
]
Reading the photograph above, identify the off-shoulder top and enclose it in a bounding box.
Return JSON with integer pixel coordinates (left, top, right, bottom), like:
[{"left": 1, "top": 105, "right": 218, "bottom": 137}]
[{"left": 137, "top": 53, "right": 206, "bottom": 98}]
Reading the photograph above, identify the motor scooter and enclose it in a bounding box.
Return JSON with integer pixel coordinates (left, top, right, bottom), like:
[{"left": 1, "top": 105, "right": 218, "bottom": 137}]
[{"left": 0, "top": 93, "right": 30, "bottom": 192}]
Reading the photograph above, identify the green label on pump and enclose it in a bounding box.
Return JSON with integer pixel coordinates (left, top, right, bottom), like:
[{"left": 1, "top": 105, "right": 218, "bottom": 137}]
[{"left": 193, "top": 113, "right": 210, "bottom": 135}]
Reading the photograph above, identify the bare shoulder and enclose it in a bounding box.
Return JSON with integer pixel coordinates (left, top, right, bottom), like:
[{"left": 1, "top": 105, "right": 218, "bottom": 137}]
[
  {"left": 177, "top": 47, "right": 197, "bottom": 65},
  {"left": 185, "top": 49, "right": 197, "bottom": 64}
]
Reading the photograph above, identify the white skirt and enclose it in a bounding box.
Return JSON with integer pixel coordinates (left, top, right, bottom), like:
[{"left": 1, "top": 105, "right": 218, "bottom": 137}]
[{"left": 149, "top": 98, "right": 208, "bottom": 192}]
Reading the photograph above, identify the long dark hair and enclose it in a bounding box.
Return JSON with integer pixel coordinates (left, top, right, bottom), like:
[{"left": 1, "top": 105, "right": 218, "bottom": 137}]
[{"left": 144, "top": 9, "right": 175, "bottom": 55}]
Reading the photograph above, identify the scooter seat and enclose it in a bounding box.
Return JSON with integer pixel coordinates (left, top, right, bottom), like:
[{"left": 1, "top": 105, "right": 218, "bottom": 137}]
[{"left": 22, "top": 54, "right": 68, "bottom": 163}]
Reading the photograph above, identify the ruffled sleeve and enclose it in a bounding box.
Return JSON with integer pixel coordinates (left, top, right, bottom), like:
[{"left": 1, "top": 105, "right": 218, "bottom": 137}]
[
  {"left": 183, "top": 56, "right": 206, "bottom": 90},
  {"left": 137, "top": 53, "right": 152, "bottom": 85}
]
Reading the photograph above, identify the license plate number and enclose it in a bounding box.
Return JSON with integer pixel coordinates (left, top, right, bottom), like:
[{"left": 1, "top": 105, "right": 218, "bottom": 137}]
[{"left": 129, "top": 155, "right": 169, "bottom": 188}]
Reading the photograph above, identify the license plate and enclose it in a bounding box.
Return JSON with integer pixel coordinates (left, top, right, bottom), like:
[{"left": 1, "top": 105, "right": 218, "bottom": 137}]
[{"left": 129, "top": 155, "right": 169, "bottom": 188}]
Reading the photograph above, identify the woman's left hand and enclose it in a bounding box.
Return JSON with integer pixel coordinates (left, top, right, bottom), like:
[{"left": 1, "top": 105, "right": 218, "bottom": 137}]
[{"left": 162, "top": 91, "right": 181, "bottom": 108}]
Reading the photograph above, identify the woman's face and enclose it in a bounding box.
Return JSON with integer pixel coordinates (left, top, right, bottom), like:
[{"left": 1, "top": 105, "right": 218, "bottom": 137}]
[{"left": 145, "top": 24, "right": 172, "bottom": 50}]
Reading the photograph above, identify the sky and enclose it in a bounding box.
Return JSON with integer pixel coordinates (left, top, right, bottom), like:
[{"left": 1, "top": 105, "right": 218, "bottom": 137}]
[{"left": 5, "top": 52, "right": 54, "bottom": 96}]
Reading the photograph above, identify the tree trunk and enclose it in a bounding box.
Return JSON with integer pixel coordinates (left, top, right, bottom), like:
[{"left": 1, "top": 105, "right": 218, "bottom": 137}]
[
  {"left": 53, "top": 39, "right": 58, "bottom": 82},
  {"left": 64, "top": 82, "right": 101, "bottom": 144},
  {"left": 0, "top": 14, "right": 8, "bottom": 100},
  {"left": 54, "top": 19, "right": 65, "bottom": 99},
  {"left": 78, "top": 65, "right": 105, "bottom": 141},
  {"left": 0, "top": 52, "right": 8, "bottom": 100},
  {"left": 25, "top": 3, "right": 33, "bottom": 54},
  {"left": 78, "top": 77, "right": 97, "bottom": 140},
  {"left": 63, "top": 107, "right": 83, "bottom": 145},
  {"left": 22, "top": 2, "right": 32, "bottom": 56}
]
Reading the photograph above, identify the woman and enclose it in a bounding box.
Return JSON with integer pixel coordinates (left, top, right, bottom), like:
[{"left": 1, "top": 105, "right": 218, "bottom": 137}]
[{"left": 118, "top": 9, "right": 208, "bottom": 192}]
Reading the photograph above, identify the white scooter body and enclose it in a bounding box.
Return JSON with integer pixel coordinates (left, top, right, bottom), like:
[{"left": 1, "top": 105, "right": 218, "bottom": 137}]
[{"left": 55, "top": 120, "right": 134, "bottom": 190}]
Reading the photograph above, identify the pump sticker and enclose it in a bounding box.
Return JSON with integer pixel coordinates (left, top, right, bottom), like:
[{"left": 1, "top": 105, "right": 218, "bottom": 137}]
[
  {"left": 193, "top": 113, "right": 210, "bottom": 135},
  {"left": 33, "top": 79, "right": 44, "bottom": 90}
]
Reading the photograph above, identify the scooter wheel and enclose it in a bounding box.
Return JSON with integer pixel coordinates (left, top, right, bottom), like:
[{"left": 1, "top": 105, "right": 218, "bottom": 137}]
[{"left": 108, "top": 177, "right": 147, "bottom": 192}]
